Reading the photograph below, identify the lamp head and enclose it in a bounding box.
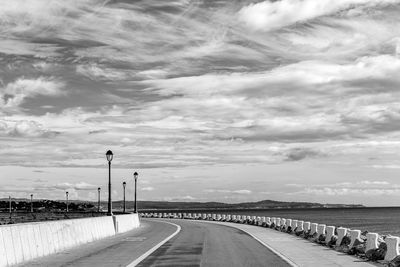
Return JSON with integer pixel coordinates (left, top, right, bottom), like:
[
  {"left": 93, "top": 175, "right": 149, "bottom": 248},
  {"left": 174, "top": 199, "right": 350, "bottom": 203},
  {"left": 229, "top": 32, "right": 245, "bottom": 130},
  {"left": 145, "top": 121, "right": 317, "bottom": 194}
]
[
  {"left": 106, "top": 150, "right": 113, "bottom": 162},
  {"left": 98, "top": 187, "right": 101, "bottom": 191},
  {"left": 133, "top": 172, "right": 138, "bottom": 180},
  {"left": 123, "top": 181, "right": 126, "bottom": 187}
]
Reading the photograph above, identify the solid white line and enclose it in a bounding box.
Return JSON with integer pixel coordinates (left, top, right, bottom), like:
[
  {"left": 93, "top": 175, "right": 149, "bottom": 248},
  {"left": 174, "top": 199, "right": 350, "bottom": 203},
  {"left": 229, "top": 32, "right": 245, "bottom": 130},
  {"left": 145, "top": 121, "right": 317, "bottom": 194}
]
[
  {"left": 190, "top": 220, "right": 298, "bottom": 267},
  {"left": 126, "top": 220, "right": 181, "bottom": 267}
]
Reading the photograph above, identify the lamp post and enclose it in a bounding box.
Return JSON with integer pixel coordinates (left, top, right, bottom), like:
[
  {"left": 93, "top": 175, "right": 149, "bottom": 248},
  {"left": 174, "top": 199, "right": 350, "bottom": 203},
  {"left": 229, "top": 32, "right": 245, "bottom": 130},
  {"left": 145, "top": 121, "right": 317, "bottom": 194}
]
[
  {"left": 9, "top": 196, "right": 11, "bottom": 219},
  {"left": 30, "top": 194, "right": 33, "bottom": 213},
  {"left": 133, "top": 172, "right": 138, "bottom": 213},
  {"left": 123, "top": 181, "right": 126, "bottom": 213},
  {"left": 106, "top": 150, "right": 113, "bottom": 216},
  {"left": 66, "top": 191, "right": 69, "bottom": 213},
  {"left": 97, "top": 187, "right": 101, "bottom": 212}
]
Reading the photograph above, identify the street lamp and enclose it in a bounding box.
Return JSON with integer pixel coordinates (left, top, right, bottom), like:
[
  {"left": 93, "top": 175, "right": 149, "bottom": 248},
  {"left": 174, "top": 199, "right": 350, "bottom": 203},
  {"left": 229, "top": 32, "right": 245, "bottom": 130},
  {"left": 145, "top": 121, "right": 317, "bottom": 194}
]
[
  {"left": 30, "top": 194, "right": 33, "bottom": 213},
  {"left": 97, "top": 187, "right": 101, "bottom": 213},
  {"left": 66, "top": 191, "right": 69, "bottom": 213},
  {"left": 106, "top": 150, "right": 113, "bottom": 216},
  {"left": 123, "top": 181, "right": 126, "bottom": 213},
  {"left": 133, "top": 172, "right": 138, "bottom": 213},
  {"left": 9, "top": 196, "right": 11, "bottom": 219}
]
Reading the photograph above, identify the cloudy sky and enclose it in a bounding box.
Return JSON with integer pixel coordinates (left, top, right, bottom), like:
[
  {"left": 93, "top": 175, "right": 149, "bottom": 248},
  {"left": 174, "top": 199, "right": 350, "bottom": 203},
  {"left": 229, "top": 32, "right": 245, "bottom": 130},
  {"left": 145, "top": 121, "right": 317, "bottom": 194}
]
[{"left": 1, "top": 0, "right": 400, "bottom": 206}]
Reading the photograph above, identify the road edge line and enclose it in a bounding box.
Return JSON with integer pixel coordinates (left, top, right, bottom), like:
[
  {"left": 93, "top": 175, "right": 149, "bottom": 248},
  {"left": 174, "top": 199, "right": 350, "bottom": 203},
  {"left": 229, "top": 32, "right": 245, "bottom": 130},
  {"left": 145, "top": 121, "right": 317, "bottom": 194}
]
[
  {"left": 190, "top": 220, "right": 298, "bottom": 267},
  {"left": 126, "top": 220, "right": 181, "bottom": 267}
]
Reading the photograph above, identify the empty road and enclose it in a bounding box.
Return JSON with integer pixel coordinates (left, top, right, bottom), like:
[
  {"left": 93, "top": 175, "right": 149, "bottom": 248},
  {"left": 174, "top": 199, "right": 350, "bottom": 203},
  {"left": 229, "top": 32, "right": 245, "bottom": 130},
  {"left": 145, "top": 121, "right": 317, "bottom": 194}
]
[{"left": 19, "top": 218, "right": 290, "bottom": 267}]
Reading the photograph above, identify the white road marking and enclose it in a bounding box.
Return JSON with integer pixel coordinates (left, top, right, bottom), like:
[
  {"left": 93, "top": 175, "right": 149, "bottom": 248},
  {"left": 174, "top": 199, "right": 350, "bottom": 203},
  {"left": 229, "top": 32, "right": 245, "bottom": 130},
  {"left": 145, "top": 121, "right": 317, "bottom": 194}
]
[{"left": 126, "top": 220, "right": 181, "bottom": 267}]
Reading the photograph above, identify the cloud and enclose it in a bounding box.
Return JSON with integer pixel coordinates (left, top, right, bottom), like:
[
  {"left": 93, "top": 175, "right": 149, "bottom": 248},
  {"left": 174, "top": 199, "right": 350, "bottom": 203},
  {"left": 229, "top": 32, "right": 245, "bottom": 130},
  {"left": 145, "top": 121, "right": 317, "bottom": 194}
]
[
  {"left": 238, "top": 0, "right": 399, "bottom": 31},
  {"left": 284, "top": 148, "right": 323, "bottom": 161},
  {"left": 0, "top": 119, "right": 60, "bottom": 138},
  {"left": 204, "top": 189, "right": 252, "bottom": 195},
  {"left": 288, "top": 180, "right": 400, "bottom": 196},
  {"left": 1, "top": 77, "right": 64, "bottom": 110},
  {"left": 141, "top": 187, "right": 155, "bottom": 191}
]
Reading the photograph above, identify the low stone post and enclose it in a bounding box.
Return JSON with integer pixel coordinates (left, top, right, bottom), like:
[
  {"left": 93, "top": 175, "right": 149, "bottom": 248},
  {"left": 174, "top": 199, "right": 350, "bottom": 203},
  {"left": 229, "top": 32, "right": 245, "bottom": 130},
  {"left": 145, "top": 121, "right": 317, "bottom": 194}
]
[
  {"left": 276, "top": 218, "right": 281, "bottom": 227},
  {"left": 385, "top": 236, "right": 400, "bottom": 261},
  {"left": 297, "top": 221, "right": 304, "bottom": 232},
  {"left": 317, "top": 224, "right": 326, "bottom": 239},
  {"left": 365, "top": 233, "right": 379, "bottom": 251},
  {"left": 310, "top": 223, "right": 318, "bottom": 235},
  {"left": 325, "top": 226, "right": 335, "bottom": 244},
  {"left": 336, "top": 227, "right": 348, "bottom": 246},
  {"left": 304, "top": 222, "right": 311, "bottom": 232},
  {"left": 286, "top": 219, "right": 292, "bottom": 228},
  {"left": 291, "top": 220, "right": 298, "bottom": 231},
  {"left": 349, "top": 229, "right": 361, "bottom": 248}
]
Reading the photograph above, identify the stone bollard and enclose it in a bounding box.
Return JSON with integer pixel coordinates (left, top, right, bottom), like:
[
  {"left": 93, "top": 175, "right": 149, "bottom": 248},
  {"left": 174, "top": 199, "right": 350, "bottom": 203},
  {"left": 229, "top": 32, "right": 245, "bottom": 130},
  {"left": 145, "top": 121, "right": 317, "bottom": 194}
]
[
  {"left": 281, "top": 218, "right": 286, "bottom": 227},
  {"left": 336, "top": 227, "right": 348, "bottom": 246},
  {"left": 291, "top": 220, "right": 298, "bottom": 231},
  {"left": 385, "top": 236, "right": 400, "bottom": 261},
  {"left": 222, "top": 214, "right": 226, "bottom": 221},
  {"left": 256, "top": 216, "right": 261, "bottom": 225},
  {"left": 271, "top": 217, "right": 277, "bottom": 225},
  {"left": 317, "top": 224, "right": 326, "bottom": 238},
  {"left": 216, "top": 214, "right": 222, "bottom": 221},
  {"left": 212, "top": 214, "right": 216, "bottom": 220},
  {"left": 349, "top": 229, "right": 361, "bottom": 248},
  {"left": 286, "top": 219, "right": 292, "bottom": 228},
  {"left": 202, "top": 214, "right": 207, "bottom": 220},
  {"left": 365, "top": 233, "right": 379, "bottom": 251},
  {"left": 304, "top": 222, "right": 311, "bottom": 232},
  {"left": 310, "top": 223, "right": 318, "bottom": 235},
  {"left": 297, "top": 221, "right": 304, "bottom": 232},
  {"left": 325, "top": 226, "right": 335, "bottom": 244},
  {"left": 276, "top": 218, "right": 281, "bottom": 227},
  {"left": 227, "top": 215, "right": 231, "bottom": 221}
]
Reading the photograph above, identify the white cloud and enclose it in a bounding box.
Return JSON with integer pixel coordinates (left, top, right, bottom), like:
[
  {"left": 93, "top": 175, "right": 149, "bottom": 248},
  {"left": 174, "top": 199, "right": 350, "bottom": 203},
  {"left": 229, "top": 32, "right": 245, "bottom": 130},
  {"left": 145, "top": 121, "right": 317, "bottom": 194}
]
[
  {"left": 204, "top": 189, "right": 252, "bottom": 195},
  {"left": 289, "top": 180, "right": 400, "bottom": 196},
  {"left": 141, "top": 187, "right": 155, "bottom": 191},
  {"left": 1, "top": 77, "right": 64, "bottom": 109},
  {"left": 238, "top": 0, "right": 399, "bottom": 31}
]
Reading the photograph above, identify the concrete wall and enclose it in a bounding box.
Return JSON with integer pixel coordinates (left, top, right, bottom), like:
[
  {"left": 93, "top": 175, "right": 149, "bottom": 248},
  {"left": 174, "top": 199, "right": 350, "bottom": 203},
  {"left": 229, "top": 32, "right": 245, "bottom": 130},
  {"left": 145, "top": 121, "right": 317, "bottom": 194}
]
[
  {"left": 0, "top": 214, "right": 140, "bottom": 267},
  {"left": 113, "top": 214, "right": 140, "bottom": 233}
]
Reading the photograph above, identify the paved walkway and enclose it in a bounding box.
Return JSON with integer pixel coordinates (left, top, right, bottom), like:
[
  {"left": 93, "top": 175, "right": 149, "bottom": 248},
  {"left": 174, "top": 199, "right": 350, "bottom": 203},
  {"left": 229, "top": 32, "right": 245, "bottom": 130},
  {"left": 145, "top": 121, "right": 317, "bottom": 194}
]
[{"left": 198, "top": 220, "right": 377, "bottom": 267}]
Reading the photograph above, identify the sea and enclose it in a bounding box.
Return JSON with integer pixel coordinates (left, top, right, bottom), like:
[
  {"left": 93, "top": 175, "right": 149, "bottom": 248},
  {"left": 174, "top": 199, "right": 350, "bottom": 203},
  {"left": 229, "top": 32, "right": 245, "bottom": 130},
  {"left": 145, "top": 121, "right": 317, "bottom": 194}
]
[{"left": 158, "top": 207, "right": 400, "bottom": 236}]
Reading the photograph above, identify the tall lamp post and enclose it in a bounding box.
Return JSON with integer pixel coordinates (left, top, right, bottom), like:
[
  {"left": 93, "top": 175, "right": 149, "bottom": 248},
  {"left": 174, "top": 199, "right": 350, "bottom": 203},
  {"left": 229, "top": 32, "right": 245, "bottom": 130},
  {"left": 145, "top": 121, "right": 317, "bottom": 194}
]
[
  {"left": 30, "top": 194, "right": 33, "bottom": 213},
  {"left": 133, "top": 172, "right": 138, "bottom": 213},
  {"left": 66, "top": 191, "right": 69, "bottom": 213},
  {"left": 106, "top": 150, "right": 113, "bottom": 216},
  {"left": 9, "top": 196, "right": 12, "bottom": 220},
  {"left": 122, "top": 181, "right": 126, "bottom": 213},
  {"left": 97, "top": 187, "right": 101, "bottom": 212}
]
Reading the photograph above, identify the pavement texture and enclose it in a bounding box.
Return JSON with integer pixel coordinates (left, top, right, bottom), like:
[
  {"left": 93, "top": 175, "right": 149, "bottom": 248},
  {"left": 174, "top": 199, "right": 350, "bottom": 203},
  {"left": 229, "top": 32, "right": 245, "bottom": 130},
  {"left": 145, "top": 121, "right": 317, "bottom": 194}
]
[
  {"left": 137, "top": 219, "right": 290, "bottom": 267},
  {"left": 200, "top": 220, "right": 377, "bottom": 267},
  {"left": 16, "top": 219, "right": 177, "bottom": 267}
]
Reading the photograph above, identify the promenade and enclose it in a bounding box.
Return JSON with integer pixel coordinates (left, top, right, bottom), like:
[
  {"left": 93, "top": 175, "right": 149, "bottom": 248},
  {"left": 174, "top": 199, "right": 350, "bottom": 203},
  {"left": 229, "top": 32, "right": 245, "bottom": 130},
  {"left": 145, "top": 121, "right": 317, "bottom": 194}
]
[
  {"left": 200, "top": 220, "right": 376, "bottom": 267},
  {"left": 17, "top": 218, "right": 379, "bottom": 267}
]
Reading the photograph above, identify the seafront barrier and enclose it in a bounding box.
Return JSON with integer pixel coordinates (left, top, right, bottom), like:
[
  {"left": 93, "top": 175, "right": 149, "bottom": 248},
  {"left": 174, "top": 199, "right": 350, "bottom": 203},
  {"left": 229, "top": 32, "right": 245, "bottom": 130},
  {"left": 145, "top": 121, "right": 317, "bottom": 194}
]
[
  {"left": 142, "top": 212, "right": 400, "bottom": 265},
  {"left": 0, "top": 213, "right": 140, "bottom": 267}
]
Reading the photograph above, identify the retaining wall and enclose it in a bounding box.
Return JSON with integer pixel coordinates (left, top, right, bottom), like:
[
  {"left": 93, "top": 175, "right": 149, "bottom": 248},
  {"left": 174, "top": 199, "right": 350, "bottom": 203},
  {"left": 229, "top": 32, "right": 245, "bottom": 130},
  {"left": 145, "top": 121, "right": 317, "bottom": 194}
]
[{"left": 0, "top": 214, "right": 140, "bottom": 267}]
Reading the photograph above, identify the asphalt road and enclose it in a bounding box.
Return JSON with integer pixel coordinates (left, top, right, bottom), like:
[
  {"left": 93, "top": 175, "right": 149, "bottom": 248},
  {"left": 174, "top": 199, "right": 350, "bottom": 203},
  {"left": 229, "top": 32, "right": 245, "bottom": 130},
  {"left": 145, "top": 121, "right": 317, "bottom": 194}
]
[
  {"left": 18, "top": 219, "right": 177, "bottom": 267},
  {"left": 137, "top": 219, "right": 290, "bottom": 267},
  {"left": 18, "top": 219, "right": 290, "bottom": 267}
]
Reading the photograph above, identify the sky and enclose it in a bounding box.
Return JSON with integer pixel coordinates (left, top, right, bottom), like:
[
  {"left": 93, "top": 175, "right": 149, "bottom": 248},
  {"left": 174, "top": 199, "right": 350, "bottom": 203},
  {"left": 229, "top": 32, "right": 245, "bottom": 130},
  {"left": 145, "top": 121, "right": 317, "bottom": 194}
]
[{"left": 1, "top": 0, "right": 400, "bottom": 206}]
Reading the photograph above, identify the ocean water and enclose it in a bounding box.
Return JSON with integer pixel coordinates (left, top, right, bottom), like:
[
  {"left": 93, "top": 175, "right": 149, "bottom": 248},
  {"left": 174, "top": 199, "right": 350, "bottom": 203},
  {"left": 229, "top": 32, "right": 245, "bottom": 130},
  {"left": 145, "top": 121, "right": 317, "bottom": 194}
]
[{"left": 164, "top": 207, "right": 400, "bottom": 236}]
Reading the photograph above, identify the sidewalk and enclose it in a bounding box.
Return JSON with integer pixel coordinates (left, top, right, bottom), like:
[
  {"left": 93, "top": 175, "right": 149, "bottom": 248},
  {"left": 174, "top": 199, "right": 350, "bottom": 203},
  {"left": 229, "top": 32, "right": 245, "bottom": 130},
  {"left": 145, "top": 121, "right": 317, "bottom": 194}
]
[{"left": 199, "top": 220, "right": 376, "bottom": 267}]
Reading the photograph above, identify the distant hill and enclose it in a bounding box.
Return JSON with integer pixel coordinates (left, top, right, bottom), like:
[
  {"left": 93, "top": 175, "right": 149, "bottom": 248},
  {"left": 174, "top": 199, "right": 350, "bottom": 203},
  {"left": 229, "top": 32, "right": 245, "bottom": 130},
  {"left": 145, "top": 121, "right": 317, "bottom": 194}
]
[
  {"left": 113, "top": 199, "right": 365, "bottom": 211},
  {"left": 0, "top": 198, "right": 364, "bottom": 212}
]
